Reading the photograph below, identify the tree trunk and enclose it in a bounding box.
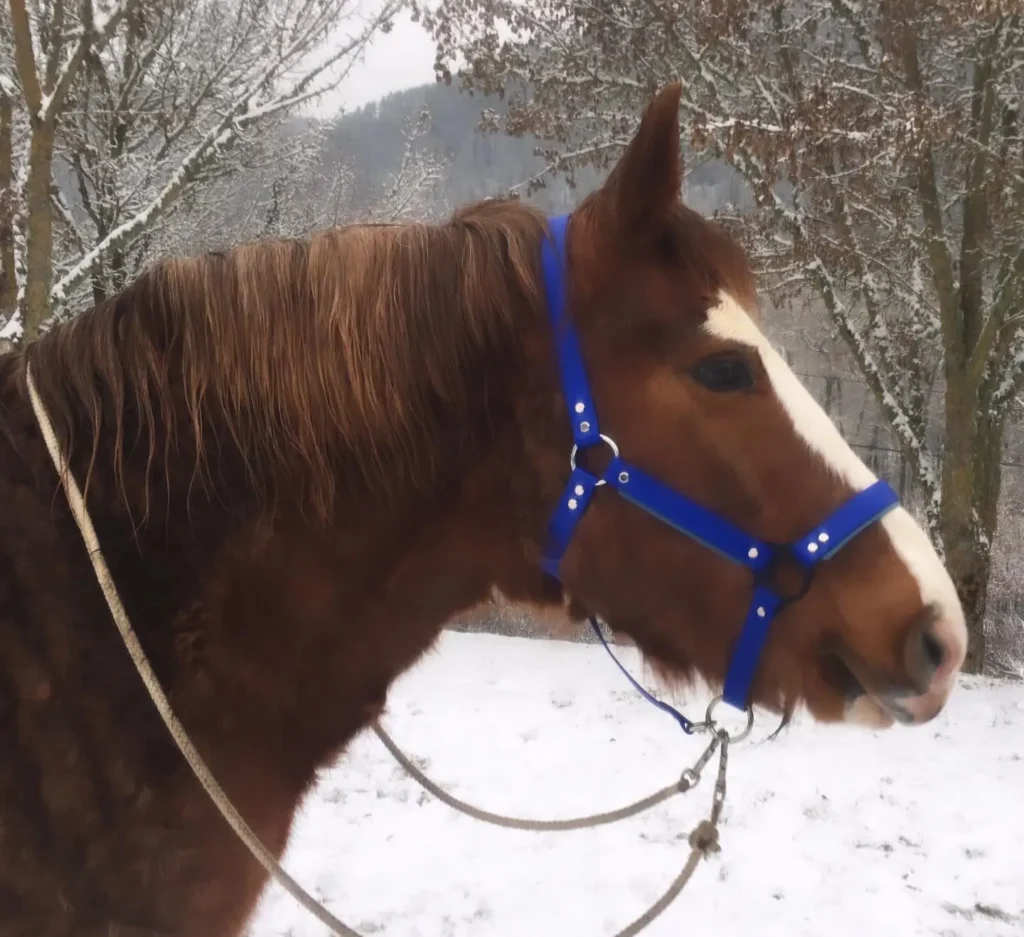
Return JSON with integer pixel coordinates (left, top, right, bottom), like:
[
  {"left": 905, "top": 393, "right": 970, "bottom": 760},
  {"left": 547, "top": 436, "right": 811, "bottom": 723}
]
[
  {"left": 964, "top": 393, "right": 1006, "bottom": 673},
  {"left": 939, "top": 498, "right": 990, "bottom": 675},
  {"left": 0, "top": 94, "right": 16, "bottom": 320},
  {"left": 22, "top": 121, "right": 55, "bottom": 339},
  {"left": 939, "top": 366, "right": 995, "bottom": 674},
  {"left": 951, "top": 553, "right": 989, "bottom": 674}
]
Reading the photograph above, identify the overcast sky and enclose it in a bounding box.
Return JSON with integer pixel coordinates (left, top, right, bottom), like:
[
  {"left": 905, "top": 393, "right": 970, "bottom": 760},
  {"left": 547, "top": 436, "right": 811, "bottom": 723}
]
[{"left": 311, "top": 8, "right": 438, "bottom": 118}]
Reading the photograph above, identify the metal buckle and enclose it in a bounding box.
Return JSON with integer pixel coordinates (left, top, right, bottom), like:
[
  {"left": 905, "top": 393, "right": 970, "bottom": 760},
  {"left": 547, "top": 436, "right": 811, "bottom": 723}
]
[
  {"left": 752, "top": 544, "right": 815, "bottom": 604},
  {"left": 569, "top": 434, "right": 620, "bottom": 487},
  {"left": 697, "top": 695, "right": 754, "bottom": 743}
]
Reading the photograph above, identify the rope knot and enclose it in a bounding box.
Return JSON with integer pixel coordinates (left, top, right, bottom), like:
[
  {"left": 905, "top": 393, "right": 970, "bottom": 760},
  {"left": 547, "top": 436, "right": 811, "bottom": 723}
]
[{"left": 688, "top": 820, "right": 720, "bottom": 857}]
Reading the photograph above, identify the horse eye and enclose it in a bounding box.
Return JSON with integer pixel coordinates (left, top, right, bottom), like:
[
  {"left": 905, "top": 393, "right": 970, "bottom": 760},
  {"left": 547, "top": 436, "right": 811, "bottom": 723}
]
[{"left": 690, "top": 353, "right": 754, "bottom": 392}]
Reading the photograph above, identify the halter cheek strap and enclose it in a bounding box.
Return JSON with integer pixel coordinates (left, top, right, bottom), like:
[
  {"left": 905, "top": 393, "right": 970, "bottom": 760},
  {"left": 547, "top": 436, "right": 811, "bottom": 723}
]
[{"left": 538, "top": 213, "right": 899, "bottom": 725}]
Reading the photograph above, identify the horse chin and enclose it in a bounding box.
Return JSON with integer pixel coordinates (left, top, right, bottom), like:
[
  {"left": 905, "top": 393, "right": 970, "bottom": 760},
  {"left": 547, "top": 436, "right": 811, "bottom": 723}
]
[
  {"left": 816, "top": 649, "right": 933, "bottom": 729},
  {"left": 843, "top": 695, "right": 898, "bottom": 729},
  {"left": 800, "top": 650, "right": 881, "bottom": 727}
]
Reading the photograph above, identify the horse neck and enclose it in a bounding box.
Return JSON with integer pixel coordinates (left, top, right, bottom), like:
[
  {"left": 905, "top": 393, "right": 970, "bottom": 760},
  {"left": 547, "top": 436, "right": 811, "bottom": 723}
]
[
  {"left": 15, "top": 243, "right": 558, "bottom": 792},
  {"left": 105, "top": 393, "right": 551, "bottom": 795}
]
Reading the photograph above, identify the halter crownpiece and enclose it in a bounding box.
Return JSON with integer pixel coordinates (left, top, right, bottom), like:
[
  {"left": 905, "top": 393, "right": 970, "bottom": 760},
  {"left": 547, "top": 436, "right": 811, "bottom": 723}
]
[{"left": 538, "top": 214, "right": 900, "bottom": 725}]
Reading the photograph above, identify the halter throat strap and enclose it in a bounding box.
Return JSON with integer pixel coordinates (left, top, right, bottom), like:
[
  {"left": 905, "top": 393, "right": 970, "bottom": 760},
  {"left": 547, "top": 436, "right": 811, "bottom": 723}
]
[{"left": 538, "top": 214, "right": 899, "bottom": 721}]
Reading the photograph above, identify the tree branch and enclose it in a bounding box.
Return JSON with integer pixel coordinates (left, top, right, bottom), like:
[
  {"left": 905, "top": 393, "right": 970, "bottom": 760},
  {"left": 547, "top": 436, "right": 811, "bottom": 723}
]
[
  {"left": 804, "top": 255, "right": 941, "bottom": 533},
  {"left": 969, "top": 241, "right": 1024, "bottom": 394},
  {"left": 958, "top": 22, "right": 1002, "bottom": 359},
  {"left": 50, "top": 183, "right": 84, "bottom": 252},
  {"left": 40, "top": 0, "right": 142, "bottom": 124},
  {"left": 48, "top": 0, "right": 404, "bottom": 310},
  {"left": 898, "top": 22, "right": 959, "bottom": 344},
  {"left": 8, "top": 0, "right": 43, "bottom": 116},
  {"left": 0, "top": 88, "right": 16, "bottom": 318}
]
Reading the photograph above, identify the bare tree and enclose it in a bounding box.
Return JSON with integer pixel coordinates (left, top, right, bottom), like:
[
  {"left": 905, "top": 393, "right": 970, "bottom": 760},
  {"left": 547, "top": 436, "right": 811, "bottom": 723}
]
[
  {"left": 429, "top": 0, "right": 1024, "bottom": 672},
  {"left": 144, "top": 107, "right": 446, "bottom": 264},
  {"left": 351, "top": 106, "right": 448, "bottom": 222},
  {"left": 1, "top": 0, "right": 406, "bottom": 340},
  {"left": 79, "top": 118, "right": 350, "bottom": 279}
]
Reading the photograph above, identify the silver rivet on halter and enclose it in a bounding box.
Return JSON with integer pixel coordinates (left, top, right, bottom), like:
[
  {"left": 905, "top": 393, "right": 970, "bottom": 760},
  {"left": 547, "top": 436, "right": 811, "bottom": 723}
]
[
  {"left": 756, "top": 606, "right": 766, "bottom": 618},
  {"left": 574, "top": 484, "right": 585, "bottom": 496},
  {"left": 568, "top": 498, "right": 578, "bottom": 510},
  {"left": 748, "top": 547, "right": 759, "bottom": 559},
  {"left": 579, "top": 421, "right": 591, "bottom": 433},
  {"left": 807, "top": 542, "right": 819, "bottom": 554},
  {"left": 818, "top": 532, "right": 830, "bottom": 543},
  {"left": 618, "top": 471, "right": 630, "bottom": 484},
  {"left": 575, "top": 402, "right": 586, "bottom": 414}
]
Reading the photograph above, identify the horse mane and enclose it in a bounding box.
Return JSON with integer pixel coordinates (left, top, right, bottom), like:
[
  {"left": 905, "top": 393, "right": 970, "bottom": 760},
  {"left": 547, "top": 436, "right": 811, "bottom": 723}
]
[{"left": 23, "top": 199, "right": 550, "bottom": 520}]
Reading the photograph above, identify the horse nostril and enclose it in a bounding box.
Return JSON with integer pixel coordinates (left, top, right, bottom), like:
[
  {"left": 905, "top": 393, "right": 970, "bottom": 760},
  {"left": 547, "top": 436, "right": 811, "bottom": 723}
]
[
  {"left": 921, "top": 629, "right": 945, "bottom": 671},
  {"left": 903, "top": 620, "right": 944, "bottom": 693}
]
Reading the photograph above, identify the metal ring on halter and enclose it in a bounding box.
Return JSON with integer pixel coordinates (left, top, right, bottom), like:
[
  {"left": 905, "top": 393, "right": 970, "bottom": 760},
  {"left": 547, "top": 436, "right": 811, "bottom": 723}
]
[
  {"left": 702, "top": 696, "right": 754, "bottom": 743},
  {"left": 569, "top": 434, "right": 621, "bottom": 487}
]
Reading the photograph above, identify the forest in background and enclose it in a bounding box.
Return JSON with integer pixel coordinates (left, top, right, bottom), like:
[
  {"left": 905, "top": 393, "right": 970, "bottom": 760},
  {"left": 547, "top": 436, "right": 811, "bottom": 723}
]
[{"left": 2, "top": 2, "right": 1022, "bottom": 674}]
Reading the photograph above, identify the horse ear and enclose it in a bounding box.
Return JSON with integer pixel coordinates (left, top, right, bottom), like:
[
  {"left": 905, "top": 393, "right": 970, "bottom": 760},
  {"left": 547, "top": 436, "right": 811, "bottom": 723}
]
[{"left": 598, "top": 83, "right": 684, "bottom": 238}]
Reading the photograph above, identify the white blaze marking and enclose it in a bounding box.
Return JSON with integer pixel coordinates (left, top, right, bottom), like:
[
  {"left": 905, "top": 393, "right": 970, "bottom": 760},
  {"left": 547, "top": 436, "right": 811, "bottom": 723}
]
[{"left": 703, "top": 292, "right": 967, "bottom": 676}]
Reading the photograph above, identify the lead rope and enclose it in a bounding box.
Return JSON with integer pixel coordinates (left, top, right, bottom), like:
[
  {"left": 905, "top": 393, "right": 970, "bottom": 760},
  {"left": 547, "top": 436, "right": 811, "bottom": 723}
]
[
  {"left": 24, "top": 362, "right": 731, "bottom": 937},
  {"left": 371, "top": 720, "right": 731, "bottom": 937},
  {"left": 371, "top": 719, "right": 717, "bottom": 831}
]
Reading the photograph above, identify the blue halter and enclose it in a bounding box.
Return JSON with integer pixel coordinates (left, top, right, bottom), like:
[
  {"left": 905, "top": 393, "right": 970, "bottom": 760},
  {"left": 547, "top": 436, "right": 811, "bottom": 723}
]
[{"left": 539, "top": 214, "right": 899, "bottom": 729}]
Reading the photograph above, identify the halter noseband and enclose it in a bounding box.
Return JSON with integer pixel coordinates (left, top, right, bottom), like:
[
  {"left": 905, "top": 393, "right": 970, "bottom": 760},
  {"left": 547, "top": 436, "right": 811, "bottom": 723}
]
[{"left": 539, "top": 214, "right": 899, "bottom": 727}]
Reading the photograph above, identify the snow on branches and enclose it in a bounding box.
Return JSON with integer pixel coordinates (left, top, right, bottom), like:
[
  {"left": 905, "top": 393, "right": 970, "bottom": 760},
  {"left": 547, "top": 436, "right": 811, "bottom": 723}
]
[
  {"left": 0, "top": 0, "right": 407, "bottom": 337},
  {"left": 429, "top": 0, "right": 1024, "bottom": 524},
  {"left": 431, "top": 1, "right": 1024, "bottom": 664}
]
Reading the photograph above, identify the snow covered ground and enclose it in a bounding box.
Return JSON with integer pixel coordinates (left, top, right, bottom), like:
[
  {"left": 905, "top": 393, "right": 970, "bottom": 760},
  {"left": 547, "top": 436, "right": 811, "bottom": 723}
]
[{"left": 248, "top": 631, "right": 1024, "bottom": 937}]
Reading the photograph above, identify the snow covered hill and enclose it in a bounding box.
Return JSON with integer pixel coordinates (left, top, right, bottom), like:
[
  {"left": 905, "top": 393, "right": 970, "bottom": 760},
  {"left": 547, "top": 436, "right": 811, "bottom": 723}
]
[{"left": 248, "top": 631, "right": 1024, "bottom": 937}]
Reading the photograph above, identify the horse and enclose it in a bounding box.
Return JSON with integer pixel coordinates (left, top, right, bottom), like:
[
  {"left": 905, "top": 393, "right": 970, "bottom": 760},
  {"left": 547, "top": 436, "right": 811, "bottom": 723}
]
[{"left": 0, "top": 82, "right": 965, "bottom": 936}]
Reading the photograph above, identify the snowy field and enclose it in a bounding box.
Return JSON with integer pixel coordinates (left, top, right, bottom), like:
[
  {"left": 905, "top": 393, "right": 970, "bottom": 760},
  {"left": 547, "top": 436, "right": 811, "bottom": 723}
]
[{"left": 248, "top": 631, "right": 1024, "bottom": 937}]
